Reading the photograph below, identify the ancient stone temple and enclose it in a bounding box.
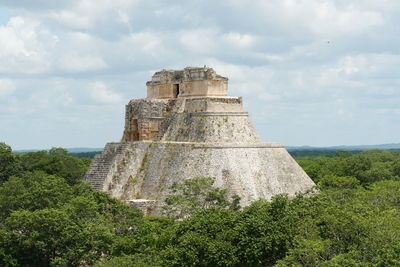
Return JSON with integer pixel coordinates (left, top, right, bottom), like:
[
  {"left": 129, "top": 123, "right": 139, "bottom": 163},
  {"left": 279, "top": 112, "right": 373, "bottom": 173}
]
[{"left": 85, "top": 67, "right": 315, "bottom": 215}]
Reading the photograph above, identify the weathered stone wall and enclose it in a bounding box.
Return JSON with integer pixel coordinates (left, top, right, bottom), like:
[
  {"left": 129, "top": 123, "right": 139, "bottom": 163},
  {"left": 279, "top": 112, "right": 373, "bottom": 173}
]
[
  {"left": 160, "top": 112, "right": 260, "bottom": 143},
  {"left": 122, "top": 97, "right": 250, "bottom": 142},
  {"left": 86, "top": 141, "right": 314, "bottom": 216},
  {"left": 178, "top": 80, "right": 227, "bottom": 97},
  {"left": 183, "top": 97, "right": 242, "bottom": 113},
  {"left": 147, "top": 83, "right": 178, "bottom": 99},
  {"left": 146, "top": 67, "right": 228, "bottom": 99},
  {"left": 122, "top": 98, "right": 181, "bottom": 141}
]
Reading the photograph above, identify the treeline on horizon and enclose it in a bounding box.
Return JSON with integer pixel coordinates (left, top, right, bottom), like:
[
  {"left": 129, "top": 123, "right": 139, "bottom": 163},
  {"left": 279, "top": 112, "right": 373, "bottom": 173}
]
[{"left": 0, "top": 142, "right": 399, "bottom": 266}]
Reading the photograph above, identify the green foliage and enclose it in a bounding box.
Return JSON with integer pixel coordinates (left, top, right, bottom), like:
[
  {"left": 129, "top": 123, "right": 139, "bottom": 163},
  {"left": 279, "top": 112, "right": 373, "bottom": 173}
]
[
  {"left": 318, "top": 175, "right": 360, "bottom": 189},
  {"left": 20, "top": 149, "right": 91, "bottom": 184},
  {"left": 161, "top": 208, "right": 240, "bottom": 266},
  {"left": 1, "top": 143, "right": 400, "bottom": 266},
  {"left": 232, "top": 196, "right": 293, "bottom": 266},
  {"left": 2, "top": 208, "right": 113, "bottom": 266},
  {"left": 289, "top": 149, "right": 362, "bottom": 157},
  {"left": 392, "top": 160, "right": 400, "bottom": 177},
  {"left": 68, "top": 151, "right": 102, "bottom": 158},
  {"left": 0, "top": 247, "right": 17, "bottom": 267},
  {"left": 95, "top": 254, "right": 162, "bottom": 267},
  {"left": 156, "top": 196, "right": 294, "bottom": 266},
  {"left": 297, "top": 149, "right": 400, "bottom": 185},
  {"left": 0, "top": 183, "right": 143, "bottom": 266},
  {"left": 48, "top": 147, "right": 68, "bottom": 155},
  {"left": 162, "top": 177, "right": 240, "bottom": 219},
  {"left": 0, "top": 171, "right": 72, "bottom": 220},
  {"left": 276, "top": 179, "right": 400, "bottom": 266},
  {"left": 336, "top": 154, "right": 372, "bottom": 178},
  {"left": 109, "top": 217, "right": 174, "bottom": 266},
  {"left": 0, "top": 144, "right": 144, "bottom": 266},
  {"left": 0, "top": 142, "right": 21, "bottom": 184}
]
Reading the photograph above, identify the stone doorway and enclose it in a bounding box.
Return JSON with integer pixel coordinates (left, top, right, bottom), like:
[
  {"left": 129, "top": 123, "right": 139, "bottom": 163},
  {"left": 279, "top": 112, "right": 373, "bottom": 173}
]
[
  {"left": 173, "top": 84, "right": 180, "bottom": 98},
  {"left": 125, "top": 119, "right": 139, "bottom": 141}
]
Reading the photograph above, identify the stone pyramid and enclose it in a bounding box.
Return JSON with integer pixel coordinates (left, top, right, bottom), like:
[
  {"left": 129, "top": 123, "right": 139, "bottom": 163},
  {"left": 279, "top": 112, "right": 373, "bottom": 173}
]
[{"left": 85, "top": 67, "right": 315, "bottom": 215}]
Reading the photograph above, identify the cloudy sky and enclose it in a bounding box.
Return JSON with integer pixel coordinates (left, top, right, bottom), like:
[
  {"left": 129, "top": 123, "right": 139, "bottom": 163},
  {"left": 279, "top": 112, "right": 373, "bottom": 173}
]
[{"left": 0, "top": 0, "right": 399, "bottom": 150}]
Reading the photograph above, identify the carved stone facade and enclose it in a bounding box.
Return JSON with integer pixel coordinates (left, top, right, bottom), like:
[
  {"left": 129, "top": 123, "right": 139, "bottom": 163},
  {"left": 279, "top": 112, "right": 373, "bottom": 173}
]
[
  {"left": 123, "top": 67, "right": 239, "bottom": 142},
  {"left": 146, "top": 67, "right": 228, "bottom": 99},
  {"left": 122, "top": 96, "right": 247, "bottom": 142},
  {"left": 85, "top": 67, "right": 315, "bottom": 215}
]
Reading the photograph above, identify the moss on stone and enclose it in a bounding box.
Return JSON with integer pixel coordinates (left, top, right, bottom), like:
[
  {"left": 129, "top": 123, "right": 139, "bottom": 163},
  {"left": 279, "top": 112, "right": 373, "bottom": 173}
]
[{"left": 139, "top": 152, "right": 149, "bottom": 172}]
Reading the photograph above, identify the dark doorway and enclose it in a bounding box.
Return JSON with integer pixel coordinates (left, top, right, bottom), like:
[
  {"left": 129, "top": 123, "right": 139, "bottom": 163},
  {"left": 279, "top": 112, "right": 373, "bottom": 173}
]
[{"left": 173, "top": 84, "right": 180, "bottom": 98}]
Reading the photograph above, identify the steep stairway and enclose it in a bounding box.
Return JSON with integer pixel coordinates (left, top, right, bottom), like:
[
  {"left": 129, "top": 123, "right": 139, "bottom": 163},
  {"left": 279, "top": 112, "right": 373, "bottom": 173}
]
[{"left": 85, "top": 143, "right": 129, "bottom": 190}]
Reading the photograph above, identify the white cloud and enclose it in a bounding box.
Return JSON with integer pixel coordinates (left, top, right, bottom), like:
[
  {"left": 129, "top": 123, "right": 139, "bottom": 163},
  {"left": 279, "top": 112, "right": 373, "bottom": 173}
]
[
  {"left": 117, "top": 10, "right": 130, "bottom": 24},
  {"left": 0, "top": 79, "right": 16, "bottom": 98},
  {"left": 128, "top": 32, "right": 163, "bottom": 57},
  {"left": 310, "top": 2, "right": 384, "bottom": 36},
  {"left": 221, "top": 32, "right": 256, "bottom": 48},
  {"left": 59, "top": 53, "right": 108, "bottom": 72},
  {"left": 44, "top": 0, "right": 142, "bottom": 30},
  {"left": 49, "top": 10, "right": 93, "bottom": 29},
  {"left": 0, "top": 0, "right": 400, "bottom": 148},
  {"left": 180, "top": 29, "right": 218, "bottom": 54},
  {"left": 0, "top": 16, "right": 57, "bottom": 74},
  {"left": 87, "top": 81, "right": 122, "bottom": 104},
  {"left": 336, "top": 55, "right": 372, "bottom": 76}
]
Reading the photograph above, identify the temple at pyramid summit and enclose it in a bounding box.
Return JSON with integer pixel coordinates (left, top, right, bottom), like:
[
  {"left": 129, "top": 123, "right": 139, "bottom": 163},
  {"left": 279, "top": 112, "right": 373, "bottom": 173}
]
[{"left": 85, "top": 67, "right": 315, "bottom": 215}]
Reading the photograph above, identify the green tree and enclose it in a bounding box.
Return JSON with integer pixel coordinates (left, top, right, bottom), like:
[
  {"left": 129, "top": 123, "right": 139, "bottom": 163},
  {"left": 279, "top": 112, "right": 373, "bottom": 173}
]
[
  {"left": 48, "top": 147, "right": 68, "bottom": 155},
  {"left": 336, "top": 154, "right": 372, "bottom": 179},
  {"left": 318, "top": 175, "right": 360, "bottom": 189},
  {"left": 0, "top": 176, "right": 144, "bottom": 266},
  {"left": 360, "top": 164, "right": 393, "bottom": 184},
  {"left": 111, "top": 216, "right": 173, "bottom": 258},
  {"left": 159, "top": 196, "right": 294, "bottom": 267},
  {"left": 1, "top": 208, "right": 113, "bottom": 266},
  {"left": 20, "top": 150, "right": 90, "bottom": 184},
  {"left": 232, "top": 196, "right": 293, "bottom": 266},
  {"left": 392, "top": 160, "right": 400, "bottom": 178},
  {"left": 0, "top": 171, "right": 72, "bottom": 219},
  {"left": 0, "top": 142, "right": 21, "bottom": 184},
  {"left": 0, "top": 247, "right": 17, "bottom": 267},
  {"left": 162, "top": 177, "right": 240, "bottom": 219},
  {"left": 161, "top": 208, "right": 240, "bottom": 266},
  {"left": 277, "top": 180, "right": 400, "bottom": 266}
]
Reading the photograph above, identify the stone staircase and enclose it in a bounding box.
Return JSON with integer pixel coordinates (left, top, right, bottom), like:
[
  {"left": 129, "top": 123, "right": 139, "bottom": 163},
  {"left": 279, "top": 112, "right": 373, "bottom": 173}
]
[{"left": 85, "top": 143, "right": 129, "bottom": 190}]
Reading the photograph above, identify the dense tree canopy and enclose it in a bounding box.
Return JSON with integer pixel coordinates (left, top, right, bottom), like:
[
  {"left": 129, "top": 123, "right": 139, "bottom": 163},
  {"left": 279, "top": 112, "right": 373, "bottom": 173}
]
[
  {"left": 19, "top": 148, "right": 91, "bottom": 185},
  {"left": 162, "top": 177, "right": 240, "bottom": 219},
  {"left": 0, "top": 143, "right": 399, "bottom": 266},
  {"left": 0, "top": 145, "right": 142, "bottom": 266},
  {"left": 0, "top": 142, "right": 21, "bottom": 184}
]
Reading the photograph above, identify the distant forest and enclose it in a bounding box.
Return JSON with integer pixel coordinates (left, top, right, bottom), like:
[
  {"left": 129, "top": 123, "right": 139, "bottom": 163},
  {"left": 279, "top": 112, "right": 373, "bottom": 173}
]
[
  {"left": 69, "top": 151, "right": 102, "bottom": 158},
  {"left": 289, "top": 149, "right": 383, "bottom": 157},
  {"left": 1, "top": 142, "right": 399, "bottom": 266}
]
